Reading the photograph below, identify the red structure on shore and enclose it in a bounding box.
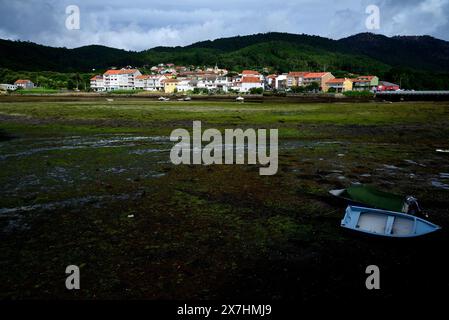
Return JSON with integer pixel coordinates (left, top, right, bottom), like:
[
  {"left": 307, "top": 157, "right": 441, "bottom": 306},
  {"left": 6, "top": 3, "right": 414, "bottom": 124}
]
[{"left": 377, "top": 81, "right": 400, "bottom": 91}]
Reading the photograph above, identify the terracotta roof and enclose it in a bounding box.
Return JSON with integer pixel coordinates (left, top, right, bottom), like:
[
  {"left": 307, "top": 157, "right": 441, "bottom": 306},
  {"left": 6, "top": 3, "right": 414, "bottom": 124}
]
[
  {"left": 242, "top": 70, "right": 260, "bottom": 75},
  {"left": 90, "top": 75, "right": 102, "bottom": 81},
  {"left": 104, "top": 69, "right": 139, "bottom": 75},
  {"left": 136, "top": 75, "right": 151, "bottom": 80},
  {"left": 163, "top": 79, "right": 179, "bottom": 83},
  {"left": 327, "top": 78, "right": 351, "bottom": 84},
  {"left": 288, "top": 72, "right": 309, "bottom": 77},
  {"left": 304, "top": 72, "right": 329, "bottom": 79},
  {"left": 357, "top": 76, "right": 376, "bottom": 81},
  {"left": 14, "top": 79, "right": 32, "bottom": 84},
  {"left": 241, "top": 77, "right": 261, "bottom": 83}
]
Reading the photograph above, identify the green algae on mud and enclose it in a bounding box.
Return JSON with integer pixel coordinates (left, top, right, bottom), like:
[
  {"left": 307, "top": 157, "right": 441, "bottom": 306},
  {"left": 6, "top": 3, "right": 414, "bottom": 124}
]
[{"left": 0, "top": 99, "right": 449, "bottom": 300}]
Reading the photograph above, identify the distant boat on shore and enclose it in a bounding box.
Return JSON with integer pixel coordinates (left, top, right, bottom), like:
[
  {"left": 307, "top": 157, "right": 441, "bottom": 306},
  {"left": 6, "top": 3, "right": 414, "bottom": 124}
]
[{"left": 329, "top": 185, "right": 421, "bottom": 215}]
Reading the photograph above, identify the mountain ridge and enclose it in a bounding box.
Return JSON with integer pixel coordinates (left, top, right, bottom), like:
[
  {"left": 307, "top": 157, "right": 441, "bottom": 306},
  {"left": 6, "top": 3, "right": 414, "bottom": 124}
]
[{"left": 1, "top": 32, "right": 449, "bottom": 89}]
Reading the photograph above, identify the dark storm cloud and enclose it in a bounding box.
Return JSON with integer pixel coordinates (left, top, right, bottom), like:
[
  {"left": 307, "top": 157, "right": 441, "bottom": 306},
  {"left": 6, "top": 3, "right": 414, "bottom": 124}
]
[{"left": 0, "top": 0, "right": 448, "bottom": 50}]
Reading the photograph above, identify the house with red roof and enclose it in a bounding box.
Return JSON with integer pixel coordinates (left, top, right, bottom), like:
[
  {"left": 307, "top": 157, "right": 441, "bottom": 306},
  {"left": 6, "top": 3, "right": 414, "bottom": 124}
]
[
  {"left": 241, "top": 70, "right": 260, "bottom": 76},
  {"left": 240, "top": 76, "right": 264, "bottom": 93},
  {"left": 101, "top": 68, "right": 142, "bottom": 91},
  {"left": 287, "top": 72, "right": 309, "bottom": 87},
  {"left": 352, "top": 75, "right": 379, "bottom": 91},
  {"left": 14, "top": 79, "right": 34, "bottom": 89},
  {"left": 135, "top": 74, "right": 166, "bottom": 91},
  {"left": 163, "top": 78, "right": 180, "bottom": 93},
  {"left": 241, "top": 70, "right": 264, "bottom": 81},
  {"left": 90, "top": 75, "right": 105, "bottom": 91},
  {"left": 325, "top": 78, "right": 353, "bottom": 93},
  {"left": 303, "top": 72, "right": 335, "bottom": 91}
]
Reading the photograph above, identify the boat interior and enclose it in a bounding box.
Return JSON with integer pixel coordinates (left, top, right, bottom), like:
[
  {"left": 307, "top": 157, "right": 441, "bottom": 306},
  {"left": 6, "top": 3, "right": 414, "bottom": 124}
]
[{"left": 356, "top": 212, "right": 415, "bottom": 236}]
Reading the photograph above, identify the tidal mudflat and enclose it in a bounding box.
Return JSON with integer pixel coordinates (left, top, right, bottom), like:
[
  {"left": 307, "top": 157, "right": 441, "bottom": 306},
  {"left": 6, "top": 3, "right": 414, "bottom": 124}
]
[{"left": 0, "top": 99, "right": 448, "bottom": 300}]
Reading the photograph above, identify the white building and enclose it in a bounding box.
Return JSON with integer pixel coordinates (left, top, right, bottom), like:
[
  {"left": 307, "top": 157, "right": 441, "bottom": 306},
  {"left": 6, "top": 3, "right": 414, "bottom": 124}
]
[
  {"left": 0, "top": 83, "right": 17, "bottom": 91},
  {"left": 241, "top": 70, "right": 264, "bottom": 81},
  {"left": 240, "top": 76, "right": 264, "bottom": 93},
  {"left": 274, "top": 74, "right": 288, "bottom": 90},
  {"left": 176, "top": 79, "right": 195, "bottom": 92},
  {"left": 103, "top": 68, "right": 142, "bottom": 91},
  {"left": 197, "top": 76, "right": 218, "bottom": 91},
  {"left": 135, "top": 75, "right": 166, "bottom": 91},
  {"left": 14, "top": 79, "right": 34, "bottom": 89},
  {"left": 215, "top": 77, "right": 231, "bottom": 92},
  {"left": 90, "top": 75, "right": 105, "bottom": 91}
]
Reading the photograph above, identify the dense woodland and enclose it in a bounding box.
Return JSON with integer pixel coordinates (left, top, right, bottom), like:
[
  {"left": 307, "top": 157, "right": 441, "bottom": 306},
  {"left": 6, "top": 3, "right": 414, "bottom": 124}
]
[{"left": 1, "top": 32, "right": 449, "bottom": 90}]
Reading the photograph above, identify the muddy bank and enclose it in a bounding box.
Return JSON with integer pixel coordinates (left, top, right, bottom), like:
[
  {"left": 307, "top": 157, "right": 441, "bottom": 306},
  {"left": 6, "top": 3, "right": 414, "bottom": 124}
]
[
  {"left": 1, "top": 100, "right": 448, "bottom": 300},
  {"left": 0, "top": 93, "right": 375, "bottom": 104}
]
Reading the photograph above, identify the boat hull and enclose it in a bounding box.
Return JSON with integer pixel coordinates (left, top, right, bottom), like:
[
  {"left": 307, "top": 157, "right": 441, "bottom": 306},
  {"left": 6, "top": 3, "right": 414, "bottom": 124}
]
[
  {"left": 329, "top": 185, "right": 406, "bottom": 213},
  {"left": 341, "top": 206, "right": 441, "bottom": 238}
]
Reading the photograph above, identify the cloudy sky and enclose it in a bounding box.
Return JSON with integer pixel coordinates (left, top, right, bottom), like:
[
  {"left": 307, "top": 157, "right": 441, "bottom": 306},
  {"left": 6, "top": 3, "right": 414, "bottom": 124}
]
[{"left": 0, "top": 0, "right": 448, "bottom": 51}]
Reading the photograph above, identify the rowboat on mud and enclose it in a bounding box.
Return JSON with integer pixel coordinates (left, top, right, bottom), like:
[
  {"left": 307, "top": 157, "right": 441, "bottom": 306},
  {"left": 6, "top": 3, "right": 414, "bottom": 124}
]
[
  {"left": 329, "top": 185, "right": 422, "bottom": 216},
  {"left": 341, "top": 206, "right": 441, "bottom": 238}
]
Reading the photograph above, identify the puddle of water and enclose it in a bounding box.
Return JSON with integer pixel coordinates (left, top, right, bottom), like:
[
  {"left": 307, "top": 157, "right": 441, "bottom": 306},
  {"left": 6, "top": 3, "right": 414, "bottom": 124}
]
[
  {"left": 105, "top": 167, "right": 127, "bottom": 174},
  {"left": 0, "top": 191, "right": 149, "bottom": 216},
  {"left": 0, "top": 135, "right": 172, "bottom": 160},
  {"left": 383, "top": 164, "right": 401, "bottom": 170},
  {"left": 431, "top": 180, "right": 449, "bottom": 190}
]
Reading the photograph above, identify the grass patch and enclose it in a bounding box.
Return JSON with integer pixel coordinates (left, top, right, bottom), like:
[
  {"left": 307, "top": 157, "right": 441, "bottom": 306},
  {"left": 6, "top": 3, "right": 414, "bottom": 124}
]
[{"left": 15, "top": 88, "right": 60, "bottom": 94}]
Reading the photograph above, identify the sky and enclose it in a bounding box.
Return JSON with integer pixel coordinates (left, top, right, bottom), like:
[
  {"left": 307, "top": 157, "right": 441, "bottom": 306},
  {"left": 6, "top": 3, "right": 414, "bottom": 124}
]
[{"left": 0, "top": 0, "right": 448, "bottom": 51}]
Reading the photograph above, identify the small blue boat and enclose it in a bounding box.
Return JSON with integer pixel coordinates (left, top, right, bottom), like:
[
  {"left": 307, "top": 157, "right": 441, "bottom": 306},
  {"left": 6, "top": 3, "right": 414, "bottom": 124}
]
[{"left": 341, "top": 206, "right": 441, "bottom": 238}]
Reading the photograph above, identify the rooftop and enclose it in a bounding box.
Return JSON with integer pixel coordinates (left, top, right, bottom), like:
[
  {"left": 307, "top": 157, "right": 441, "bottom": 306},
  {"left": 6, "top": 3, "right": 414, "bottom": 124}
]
[
  {"left": 104, "top": 69, "right": 139, "bottom": 75},
  {"left": 241, "top": 77, "right": 262, "bottom": 83},
  {"left": 304, "top": 72, "right": 329, "bottom": 79}
]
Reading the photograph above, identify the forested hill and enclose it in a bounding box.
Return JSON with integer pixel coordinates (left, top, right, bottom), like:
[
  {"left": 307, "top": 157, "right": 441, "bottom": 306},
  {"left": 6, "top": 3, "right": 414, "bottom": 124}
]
[{"left": 1, "top": 32, "right": 449, "bottom": 89}]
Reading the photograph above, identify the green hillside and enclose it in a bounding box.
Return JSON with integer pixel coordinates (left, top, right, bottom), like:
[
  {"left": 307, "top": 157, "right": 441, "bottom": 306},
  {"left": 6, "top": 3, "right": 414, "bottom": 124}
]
[{"left": 1, "top": 32, "right": 449, "bottom": 89}]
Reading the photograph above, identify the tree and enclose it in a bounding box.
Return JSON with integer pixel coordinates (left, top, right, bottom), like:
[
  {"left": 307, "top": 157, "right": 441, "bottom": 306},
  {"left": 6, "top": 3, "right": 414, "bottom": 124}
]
[
  {"left": 305, "top": 82, "right": 320, "bottom": 92},
  {"left": 249, "top": 87, "right": 263, "bottom": 94},
  {"left": 290, "top": 86, "right": 305, "bottom": 93},
  {"left": 67, "top": 79, "right": 75, "bottom": 90}
]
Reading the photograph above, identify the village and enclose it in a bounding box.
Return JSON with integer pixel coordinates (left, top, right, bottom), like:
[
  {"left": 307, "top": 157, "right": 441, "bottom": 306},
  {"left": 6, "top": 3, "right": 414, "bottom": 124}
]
[
  {"left": 1, "top": 64, "right": 401, "bottom": 94},
  {"left": 89, "top": 64, "right": 400, "bottom": 94}
]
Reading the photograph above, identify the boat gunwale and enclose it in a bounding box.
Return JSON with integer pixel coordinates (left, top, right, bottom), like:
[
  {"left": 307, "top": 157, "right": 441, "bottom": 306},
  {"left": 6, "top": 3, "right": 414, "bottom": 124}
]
[{"left": 341, "top": 205, "right": 441, "bottom": 238}]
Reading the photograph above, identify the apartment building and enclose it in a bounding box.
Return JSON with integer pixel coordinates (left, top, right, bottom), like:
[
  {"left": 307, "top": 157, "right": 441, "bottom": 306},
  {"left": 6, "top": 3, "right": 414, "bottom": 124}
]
[
  {"left": 103, "top": 69, "right": 141, "bottom": 90},
  {"left": 135, "top": 75, "right": 166, "bottom": 91},
  {"left": 90, "top": 75, "right": 105, "bottom": 91},
  {"left": 287, "top": 72, "right": 309, "bottom": 87},
  {"left": 303, "top": 72, "right": 335, "bottom": 92},
  {"left": 352, "top": 76, "right": 379, "bottom": 91},
  {"left": 326, "top": 78, "right": 354, "bottom": 93}
]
